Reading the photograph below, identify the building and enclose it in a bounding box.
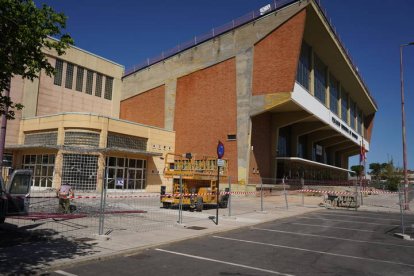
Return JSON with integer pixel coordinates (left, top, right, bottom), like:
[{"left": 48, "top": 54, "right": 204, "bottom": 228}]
[
  {"left": 4, "top": 0, "right": 377, "bottom": 191},
  {"left": 120, "top": 0, "right": 377, "bottom": 186},
  {"left": 5, "top": 42, "right": 174, "bottom": 192}
]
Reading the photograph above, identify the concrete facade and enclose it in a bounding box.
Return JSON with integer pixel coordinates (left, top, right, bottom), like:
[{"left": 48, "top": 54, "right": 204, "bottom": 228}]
[
  {"left": 3, "top": 0, "right": 377, "bottom": 191},
  {"left": 121, "top": 0, "right": 377, "bottom": 185}
]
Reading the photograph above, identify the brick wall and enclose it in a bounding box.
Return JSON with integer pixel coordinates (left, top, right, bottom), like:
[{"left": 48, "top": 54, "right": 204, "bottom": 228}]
[
  {"left": 175, "top": 59, "right": 238, "bottom": 180},
  {"left": 120, "top": 85, "right": 165, "bottom": 128},
  {"left": 252, "top": 10, "right": 306, "bottom": 95}
]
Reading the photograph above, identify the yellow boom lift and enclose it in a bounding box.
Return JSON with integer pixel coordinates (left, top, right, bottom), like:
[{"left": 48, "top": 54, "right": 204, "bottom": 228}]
[{"left": 161, "top": 153, "right": 229, "bottom": 211}]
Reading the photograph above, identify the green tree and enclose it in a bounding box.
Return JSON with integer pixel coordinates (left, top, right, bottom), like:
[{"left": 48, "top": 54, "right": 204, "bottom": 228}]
[
  {"left": 0, "top": 0, "right": 73, "bottom": 118},
  {"left": 350, "top": 165, "right": 364, "bottom": 180}
]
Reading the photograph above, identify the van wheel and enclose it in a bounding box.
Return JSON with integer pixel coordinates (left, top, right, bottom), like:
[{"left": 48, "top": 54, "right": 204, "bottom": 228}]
[{"left": 196, "top": 197, "right": 203, "bottom": 212}]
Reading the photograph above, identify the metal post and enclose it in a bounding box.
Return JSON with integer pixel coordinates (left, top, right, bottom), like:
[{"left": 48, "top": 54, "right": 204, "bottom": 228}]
[
  {"left": 228, "top": 176, "right": 231, "bottom": 217},
  {"left": 260, "top": 181, "right": 264, "bottom": 212},
  {"left": 215, "top": 163, "right": 220, "bottom": 225},
  {"left": 300, "top": 177, "right": 304, "bottom": 206},
  {"left": 399, "top": 42, "right": 414, "bottom": 210},
  {"left": 283, "top": 177, "right": 288, "bottom": 210},
  {"left": 178, "top": 175, "right": 183, "bottom": 224},
  {"left": 0, "top": 79, "right": 10, "bottom": 170},
  {"left": 354, "top": 180, "right": 358, "bottom": 211},
  {"left": 399, "top": 185, "right": 405, "bottom": 235},
  {"left": 98, "top": 166, "right": 108, "bottom": 235}
]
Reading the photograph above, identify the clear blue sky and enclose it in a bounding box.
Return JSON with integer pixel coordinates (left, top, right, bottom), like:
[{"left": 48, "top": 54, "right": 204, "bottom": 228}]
[{"left": 38, "top": 0, "right": 414, "bottom": 168}]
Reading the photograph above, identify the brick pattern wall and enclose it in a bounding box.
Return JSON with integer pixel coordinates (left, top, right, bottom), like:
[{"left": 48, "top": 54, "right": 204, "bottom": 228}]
[
  {"left": 120, "top": 85, "right": 165, "bottom": 128},
  {"left": 252, "top": 10, "right": 306, "bottom": 95},
  {"left": 175, "top": 59, "right": 238, "bottom": 180}
]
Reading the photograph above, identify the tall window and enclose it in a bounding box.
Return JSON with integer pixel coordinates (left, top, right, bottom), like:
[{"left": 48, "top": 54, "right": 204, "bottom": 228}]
[
  {"left": 95, "top": 73, "right": 103, "bottom": 97},
  {"left": 76, "top": 67, "right": 84, "bottom": 92},
  {"left": 104, "top": 76, "right": 113, "bottom": 100},
  {"left": 23, "top": 154, "right": 55, "bottom": 188},
  {"left": 329, "top": 74, "right": 339, "bottom": 115},
  {"left": 86, "top": 70, "right": 94, "bottom": 94},
  {"left": 106, "top": 157, "right": 146, "bottom": 190},
  {"left": 53, "top": 59, "right": 63, "bottom": 86},
  {"left": 296, "top": 42, "right": 311, "bottom": 90},
  {"left": 314, "top": 55, "right": 326, "bottom": 105},
  {"left": 277, "top": 126, "right": 291, "bottom": 157},
  {"left": 65, "top": 63, "right": 74, "bottom": 89},
  {"left": 357, "top": 110, "right": 363, "bottom": 135},
  {"left": 341, "top": 90, "right": 348, "bottom": 124},
  {"left": 350, "top": 100, "right": 356, "bottom": 130}
]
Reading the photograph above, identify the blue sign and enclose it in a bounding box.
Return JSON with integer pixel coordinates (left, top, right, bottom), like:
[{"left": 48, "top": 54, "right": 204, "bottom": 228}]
[{"left": 217, "top": 141, "right": 225, "bottom": 159}]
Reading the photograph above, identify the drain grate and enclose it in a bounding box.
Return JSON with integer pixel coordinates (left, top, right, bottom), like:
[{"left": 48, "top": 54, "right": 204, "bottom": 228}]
[{"left": 186, "top": 226, "right": 207, "bottom": 230}]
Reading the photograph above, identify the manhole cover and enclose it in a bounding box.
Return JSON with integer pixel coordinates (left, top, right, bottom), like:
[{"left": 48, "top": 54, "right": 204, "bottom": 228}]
[{"left": 186, "top": 226, "right": 207, "bottom": 230}]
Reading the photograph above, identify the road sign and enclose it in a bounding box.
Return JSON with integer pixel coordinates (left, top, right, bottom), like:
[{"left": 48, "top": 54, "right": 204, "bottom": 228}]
[
  {"left": 217, "top": 141, "right": 225, "bottom": 159},
  {"left": 217, "top": 159, "right": 225, "bottom": 167}
]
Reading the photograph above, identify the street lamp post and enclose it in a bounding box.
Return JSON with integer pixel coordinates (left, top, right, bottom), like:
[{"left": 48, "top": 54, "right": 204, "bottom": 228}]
[{"left": 400, "top": 42, "right": 414, "bottom": 210}]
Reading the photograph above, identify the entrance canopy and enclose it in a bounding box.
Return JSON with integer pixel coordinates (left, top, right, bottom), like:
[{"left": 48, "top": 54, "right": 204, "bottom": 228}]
[{"left": 276, "top": 157, "right": 352, "bottom": 181}]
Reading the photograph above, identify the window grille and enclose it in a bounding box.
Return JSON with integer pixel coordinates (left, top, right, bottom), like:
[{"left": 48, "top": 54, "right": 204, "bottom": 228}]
[
  {"left": 314, "top": 55, "right": 326, "bottom": 105},
  {"left": 95, "top": 73, "right": 103, "bottom": 97},
  {"left": 65, "top": 63, "right": 74, "bottom": 89},
  {"left": 53, "top": 59, "right": 63, "bottom": 86},
  {"left": 104, "top": 76, "right": 113, "bottom": 100},
  {"left": 76, "top": 67, "right": 84, "bottom": 92},
  {"left": 64, "top": 131, "right": 100, "bottom": 147},
  {"left": 62, "top": 154, "right": 98, "bottom": 190},
  {"left": 24, "top": 132, "right": 58, "bottom": 145},
  {"left": 86, "top": 70, "right": 94, "bottom": 95},
  {"left": 107, "top": 133, "right": 147, "bottom": 151},
  {"left": 341, "top": 90, "right": 348, "bottom": 124},
  {"left": 296, "top": 42, "right": 311, "bottom": 90},
  {"left": 329, "top": 75, "right": 339, "bottom": 115},
  {"left": 23, "top": 154, "right": 55, "bottom": 188}
]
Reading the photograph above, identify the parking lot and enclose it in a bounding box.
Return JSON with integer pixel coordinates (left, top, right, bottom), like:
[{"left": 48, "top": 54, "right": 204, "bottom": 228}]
[{"left": 53, "top": 209, "right": 414, "bottom": 276}]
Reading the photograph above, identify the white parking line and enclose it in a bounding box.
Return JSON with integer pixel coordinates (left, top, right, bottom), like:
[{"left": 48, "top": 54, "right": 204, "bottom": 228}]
[
  {"left": 252, "top": 227, "right": 414, "bottom": 249},
  {"left": 290, "top": 222, "right": 375, "bottom": 232},
  {"left": 212, "top": 236, "right": 414, "bottom": 268},
  {"left": 315, "top": 212, "right": 401, "bottom": 222},
  {"left": 55, "top": 270, "right": 78, "bottom": 276},
  {"left": 298, "top": 216, "right": 399, "bottom": 226},
  {"left": 155, "top": 248, "right": 294, "bottom": 276}
]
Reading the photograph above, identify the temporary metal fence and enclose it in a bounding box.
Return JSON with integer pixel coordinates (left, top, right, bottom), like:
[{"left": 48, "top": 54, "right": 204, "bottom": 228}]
[
  {"left": 4, "top": 175, "right": 412, "bottom": 241},
  {"left": 123, "top": 0, "right": 376, "bottom": 108}
]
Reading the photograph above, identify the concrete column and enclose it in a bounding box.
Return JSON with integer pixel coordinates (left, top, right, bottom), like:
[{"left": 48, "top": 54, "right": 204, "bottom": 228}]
[
  {"left": 326, "top": 69, "right": 330, "bottom": 108},
  {"left": 310, "top": 48, "right": 315, "bottom": 96},
  {"left": 53, "top": 150, "right": 63, "bottom": 189},
  {"left": 347, "top": 94, "right": 351, "bottom": 126},
  {"left": 236, "top": 48, "right": 253, "bottom": 185},
  {"left": 99, "top": 117, "right": 109, "bottom": 148},
  {"left": 165, "top": 78, "right": 177, "bottom": 131},
  {"left": 57, "top": 118, "right": 65, "bottom": 145},
  {"left": 96, "top": 152, "right": 106, "bottom": 192},
  {"left": 338, "top": 85, "right": 342, "bottom": 119}
]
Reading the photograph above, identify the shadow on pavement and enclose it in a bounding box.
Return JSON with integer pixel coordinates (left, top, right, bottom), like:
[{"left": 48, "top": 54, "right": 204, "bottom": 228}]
[{"left": 0, "top": 222, "right": 99, "bottom": 275}]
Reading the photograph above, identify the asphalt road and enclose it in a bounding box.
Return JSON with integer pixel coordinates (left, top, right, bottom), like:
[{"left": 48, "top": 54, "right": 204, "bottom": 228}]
[{"left": 50, "top": 209, "right": 414, "bottom": 276}]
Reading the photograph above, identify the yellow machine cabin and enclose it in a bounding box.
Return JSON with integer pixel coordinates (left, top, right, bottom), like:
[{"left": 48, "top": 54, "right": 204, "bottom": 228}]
[{"left": 161, "top": 153, "right": 229, "bottom": 211}]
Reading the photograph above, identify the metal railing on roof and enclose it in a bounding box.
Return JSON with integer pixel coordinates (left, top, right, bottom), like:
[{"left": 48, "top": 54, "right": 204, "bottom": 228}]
[{"left": 123, "top": 0, "right": 377, "bottom": 109}]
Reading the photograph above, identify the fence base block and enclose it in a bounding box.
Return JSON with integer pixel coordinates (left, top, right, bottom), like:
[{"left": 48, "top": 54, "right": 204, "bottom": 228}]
[{"left": 393, "top": 233, "right": 413, "bottom": 240}]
